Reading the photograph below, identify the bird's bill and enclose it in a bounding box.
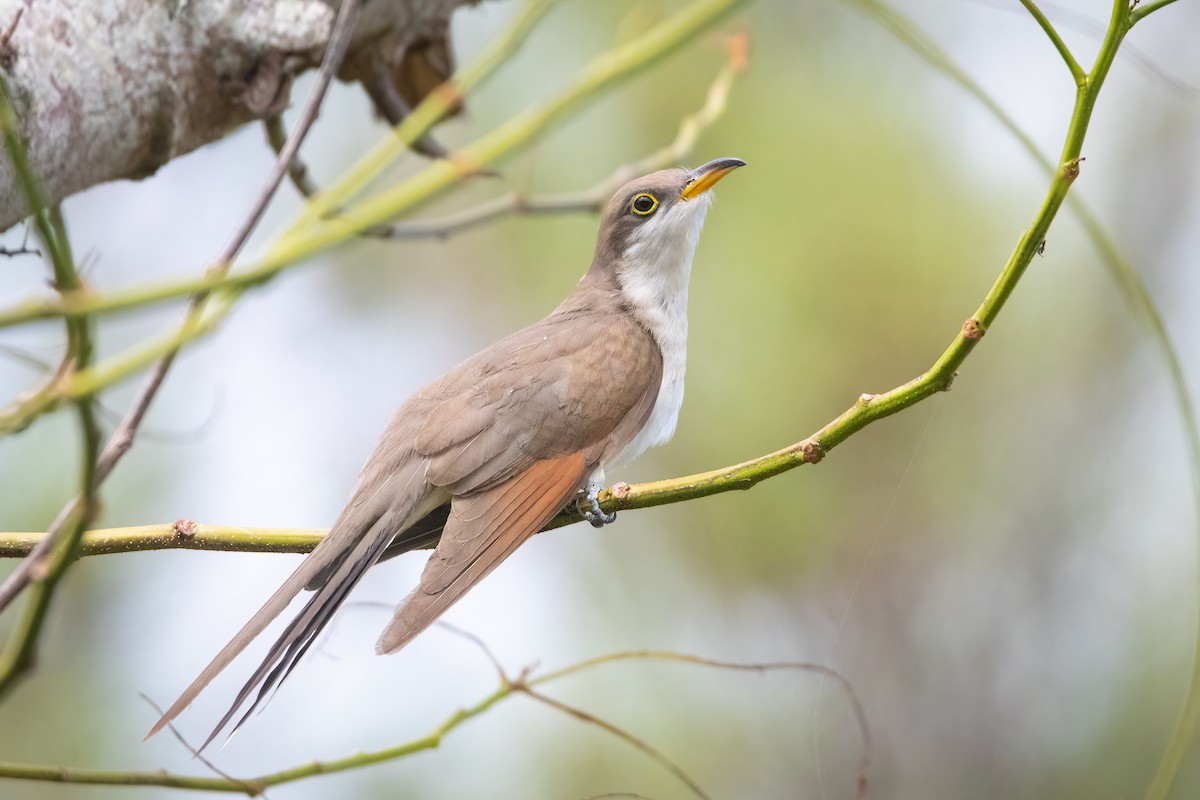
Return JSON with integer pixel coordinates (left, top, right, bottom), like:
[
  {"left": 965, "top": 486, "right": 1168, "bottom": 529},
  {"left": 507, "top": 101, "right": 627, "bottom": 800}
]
[{"left": 680, "top": 157, "right": 747, "bottom": 201}]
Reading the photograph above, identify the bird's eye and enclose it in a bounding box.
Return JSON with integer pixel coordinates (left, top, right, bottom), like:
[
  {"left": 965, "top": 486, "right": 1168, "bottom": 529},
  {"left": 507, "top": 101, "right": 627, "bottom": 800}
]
[{"left": 630, "top": 193, "right": 659, "bottom": 216}]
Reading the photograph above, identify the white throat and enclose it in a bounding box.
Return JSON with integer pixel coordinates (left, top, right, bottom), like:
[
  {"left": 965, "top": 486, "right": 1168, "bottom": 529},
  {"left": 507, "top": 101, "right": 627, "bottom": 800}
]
[{"left": 608, "top": 194, "right": 712, "bottom": 469}]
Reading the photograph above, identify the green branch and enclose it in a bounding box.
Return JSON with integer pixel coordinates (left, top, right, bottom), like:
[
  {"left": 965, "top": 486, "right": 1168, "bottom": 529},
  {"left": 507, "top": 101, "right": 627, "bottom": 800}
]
[
  {"left": 0, "top": 684, "right": 510, "bottom": 795},
  {"left": 1017, "top": 0, "right": 1085, "bottom": 84},
  {"left": 0, "top": 76, "right": 101, "bottom": 698},
  {"left": 844, "top": 2, "right": 1197, "bottom": 797},
  {"left": 1132, "top": 0, "right": 1182, "bottom": 23},
  {"left": 0, "top": 524, "right": 326, "bottom": 558}
]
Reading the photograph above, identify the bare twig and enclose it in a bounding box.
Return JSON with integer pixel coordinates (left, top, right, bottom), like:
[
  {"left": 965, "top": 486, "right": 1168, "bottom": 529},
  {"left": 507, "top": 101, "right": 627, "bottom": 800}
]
[
  {"left": 435, "top": 621, "right": 508, "bottom": 682},
  {"left": 1132, "top": 0, "right": 1182, "bottom": 23},
  {"left": 136, "top": 694, "right": 257, "bottom": 795},
  {"left": 435, "top": 622, "right": 716, "bottom": 800},
  {"left": 972, "top": 0, "right": 1197, "bottom": 95},
  {"left": 0, "top": 343, "right": 53, "bottom": 371},
  {"left": 517, "top": 686, "right": 713, "bottom": 800},
  {"left": 534, "top": 651, "right": 870, "bottom": 798},
  {"left": 262, "top": 115, "right": 319, "bottom": 199},
  {"left": 358, "top": 49, "right": 453, "bottom": 160}
]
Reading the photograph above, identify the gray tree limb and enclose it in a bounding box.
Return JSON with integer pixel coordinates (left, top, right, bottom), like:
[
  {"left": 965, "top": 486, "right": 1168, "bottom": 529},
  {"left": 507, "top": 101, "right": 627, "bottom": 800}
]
[{"left": 0, "top": 0, "right": 476, "bottom": 231}]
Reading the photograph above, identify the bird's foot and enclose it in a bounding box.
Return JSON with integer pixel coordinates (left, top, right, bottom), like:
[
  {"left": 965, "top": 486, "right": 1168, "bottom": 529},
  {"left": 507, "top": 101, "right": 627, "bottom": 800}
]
[{"left": 576, "top": 482, "right": 616, "bottom": 528}]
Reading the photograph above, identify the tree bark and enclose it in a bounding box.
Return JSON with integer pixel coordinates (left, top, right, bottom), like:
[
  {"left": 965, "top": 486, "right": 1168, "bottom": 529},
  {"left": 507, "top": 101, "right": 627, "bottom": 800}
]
[{"left": 0, "top": 0, "right": 475, "bottom": 231}]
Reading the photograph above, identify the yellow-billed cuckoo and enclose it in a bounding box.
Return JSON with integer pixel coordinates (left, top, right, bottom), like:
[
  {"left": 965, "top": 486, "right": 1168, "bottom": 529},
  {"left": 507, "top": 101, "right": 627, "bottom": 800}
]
[{"left": 148, "top": 157, "right": 745, "bottom": 748}]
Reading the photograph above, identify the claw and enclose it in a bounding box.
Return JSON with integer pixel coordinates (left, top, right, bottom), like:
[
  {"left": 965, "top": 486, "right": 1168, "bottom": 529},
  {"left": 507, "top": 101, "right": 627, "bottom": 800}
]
[{"left": 575, "top": 482, "right": 616, "bottom": 528}]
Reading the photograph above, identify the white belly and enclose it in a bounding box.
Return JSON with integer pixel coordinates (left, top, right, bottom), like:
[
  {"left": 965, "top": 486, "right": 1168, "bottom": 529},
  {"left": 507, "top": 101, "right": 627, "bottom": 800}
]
[{"left": 607, "top": 315, "right": 687, "bottom": 470}]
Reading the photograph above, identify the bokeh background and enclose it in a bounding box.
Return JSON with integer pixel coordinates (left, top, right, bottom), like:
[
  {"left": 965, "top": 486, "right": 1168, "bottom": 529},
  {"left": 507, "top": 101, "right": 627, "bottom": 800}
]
[{"left": 3, "top": 0, "right": 1200, "bottom": 797}]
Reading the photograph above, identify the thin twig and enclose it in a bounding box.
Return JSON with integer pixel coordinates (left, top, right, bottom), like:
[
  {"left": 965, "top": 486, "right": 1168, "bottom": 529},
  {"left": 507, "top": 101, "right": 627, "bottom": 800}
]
[
  {"left": 1017, "top": 0, "right": 1086, "bottom": 84},
  {"left": 532, "top": 651, "right": 870, "bottom": 798},
  {"left": 434, "top": 623, "right": 710, "bottom": 800},
  {"left": 0, "top": 683, "right": 513, "bottom": 793},
  {"left": 358, "top": 49, "right": 452, "bottom": 160},
  {"left": 136, "top": 694, "right": 257, "bottom": 795},
  {"left": 435, "top": 621, "right": 508, "bottom": 682},
  {"left": 972, "top": 0, "right": 1197, "bottom": 95},
  {"left": 517, "top": 685, "right": 713, "bottom": 800},
  {"left": 1132, "top": 0, "right": 1182, "bottom": 23},
  {"left": 0, "top": 343, "right": 53, "bottom": 371},
  {"left": 262, "top": 114, "right": 319, "bottom": 197}
]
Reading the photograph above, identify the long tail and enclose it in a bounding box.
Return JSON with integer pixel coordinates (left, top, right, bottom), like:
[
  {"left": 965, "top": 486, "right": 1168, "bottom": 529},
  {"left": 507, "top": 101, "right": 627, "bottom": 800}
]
[{"left": 147, "top": 462, "right": 436, "bottom": 749}]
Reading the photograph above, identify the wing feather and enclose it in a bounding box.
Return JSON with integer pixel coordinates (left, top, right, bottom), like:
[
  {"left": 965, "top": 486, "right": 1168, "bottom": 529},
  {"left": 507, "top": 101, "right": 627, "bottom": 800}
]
[
  {"left": 417, "top": 311, "right": 662, "bottom": 495},
  {"left": 375, "top": 451, "right": 587, "bottom": 654}
]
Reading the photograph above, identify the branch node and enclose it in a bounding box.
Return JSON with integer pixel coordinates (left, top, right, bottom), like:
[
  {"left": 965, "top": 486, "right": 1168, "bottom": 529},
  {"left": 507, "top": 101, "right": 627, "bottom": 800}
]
[
  {"left": 856, "top": 393, "right": 874, "bottom": 408},
  {"left": 962, "top": 318, "right": 986, "bottom": 340},
  {"left": 801, "top": 440, "right": 825, "bottom": 464},
  {"left": 609, "top": 481, "right": 632, "bottom": 500},
  {"left": 1062, "top": 156, "right": 1085, "bottom": 182},
  {"left": 449, "top": 150, "right": 487, "bottom": 180},
  {"left": 171, "top": 518, "right": 197, "bottom": 540},
  {"left": 431, "top": 81, "right": 465, "bottom": 114}
]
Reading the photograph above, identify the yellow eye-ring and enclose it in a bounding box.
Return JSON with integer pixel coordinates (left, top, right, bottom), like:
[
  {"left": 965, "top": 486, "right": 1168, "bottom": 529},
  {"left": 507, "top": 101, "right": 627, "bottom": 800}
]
[{"left": 630, "top": 192, "right": 659, "bottom": 216}]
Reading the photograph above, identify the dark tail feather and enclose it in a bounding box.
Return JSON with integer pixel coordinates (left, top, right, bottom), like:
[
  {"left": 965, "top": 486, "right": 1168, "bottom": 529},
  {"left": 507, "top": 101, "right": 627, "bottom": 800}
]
[
  {"left": 305, "top": 502, "right": 448, "bottom": 591},
  {"left": 377, "top": 503, "right": 450, "bottom": 564},
  {"left": 199, "top": 513, "right": 399, "bottom": 751},
  {"left": 143, "top": 515, "right": 378, "bottom": 743}
]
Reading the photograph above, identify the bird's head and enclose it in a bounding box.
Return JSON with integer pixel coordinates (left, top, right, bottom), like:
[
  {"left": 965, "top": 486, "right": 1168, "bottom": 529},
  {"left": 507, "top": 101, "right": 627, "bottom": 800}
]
[{"left": 591, "top": 158, "right": 745, "bottom": 286}]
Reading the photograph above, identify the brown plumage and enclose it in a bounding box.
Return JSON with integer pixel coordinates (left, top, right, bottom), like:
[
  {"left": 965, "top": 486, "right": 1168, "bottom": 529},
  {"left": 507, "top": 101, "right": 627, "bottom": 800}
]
[{"left": 148, "top": 159, "right": 744, "bottom": 749}]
